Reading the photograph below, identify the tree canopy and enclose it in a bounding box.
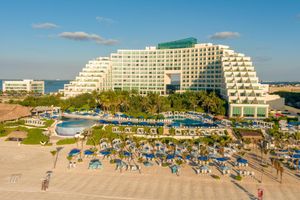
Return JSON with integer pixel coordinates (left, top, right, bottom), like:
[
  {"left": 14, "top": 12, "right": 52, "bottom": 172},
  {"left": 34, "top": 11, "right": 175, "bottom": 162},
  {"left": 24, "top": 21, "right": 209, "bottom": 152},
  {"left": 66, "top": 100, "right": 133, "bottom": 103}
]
[{"left": 18, "top": 90, "right": 227, "bottom": 116}]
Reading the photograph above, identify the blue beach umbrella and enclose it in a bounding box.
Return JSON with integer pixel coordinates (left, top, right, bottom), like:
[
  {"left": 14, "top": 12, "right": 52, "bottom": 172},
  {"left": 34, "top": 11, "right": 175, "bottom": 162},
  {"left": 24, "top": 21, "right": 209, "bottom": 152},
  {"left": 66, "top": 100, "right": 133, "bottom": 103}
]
[
  {"left": 237, "top": 157, "right": 248, "bottom": 164},
  {"left": 167, "top": 154, "right": 175, "bottom": 160},
  {"left": 198, "top": 156, "right": 209, "bottom": 161},
  {"left": 69, "top": 148, "right": 80, "bottom": 156},
  {"left": 100, "top": 151, "right": 111, "bottom": 156},
  {"left": 84, "top": 150, "right": 94, "bottom": 155}
]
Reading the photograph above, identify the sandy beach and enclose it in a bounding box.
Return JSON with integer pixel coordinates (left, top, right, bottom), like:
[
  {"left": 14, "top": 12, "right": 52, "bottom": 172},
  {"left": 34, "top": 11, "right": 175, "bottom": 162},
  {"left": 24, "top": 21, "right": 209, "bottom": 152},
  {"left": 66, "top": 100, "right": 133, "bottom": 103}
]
[{"left": 0, "top": 140, "right": 299, "bottom": 200}]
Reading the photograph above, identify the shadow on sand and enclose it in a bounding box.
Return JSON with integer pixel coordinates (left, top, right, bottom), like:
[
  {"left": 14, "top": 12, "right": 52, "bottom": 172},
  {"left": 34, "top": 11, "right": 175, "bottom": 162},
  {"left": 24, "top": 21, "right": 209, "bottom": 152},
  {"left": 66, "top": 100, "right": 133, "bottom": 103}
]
[{"left": 231, "top": 180, "right": 257, "bottom": 200}]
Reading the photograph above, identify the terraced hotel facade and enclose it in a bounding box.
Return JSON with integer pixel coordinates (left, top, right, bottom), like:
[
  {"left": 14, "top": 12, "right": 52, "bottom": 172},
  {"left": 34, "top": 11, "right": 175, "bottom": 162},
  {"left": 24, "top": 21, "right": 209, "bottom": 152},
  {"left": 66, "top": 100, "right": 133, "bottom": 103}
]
[{"left": 63, "top": 38, "right": 268, "bottom": 118}]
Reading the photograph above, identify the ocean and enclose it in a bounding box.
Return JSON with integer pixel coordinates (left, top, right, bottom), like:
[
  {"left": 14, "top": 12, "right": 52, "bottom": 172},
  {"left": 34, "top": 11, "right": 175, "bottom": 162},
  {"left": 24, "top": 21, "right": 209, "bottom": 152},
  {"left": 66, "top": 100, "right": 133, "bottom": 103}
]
[{"left": 0, "top": 80, "right": 69, "bottom": 94}]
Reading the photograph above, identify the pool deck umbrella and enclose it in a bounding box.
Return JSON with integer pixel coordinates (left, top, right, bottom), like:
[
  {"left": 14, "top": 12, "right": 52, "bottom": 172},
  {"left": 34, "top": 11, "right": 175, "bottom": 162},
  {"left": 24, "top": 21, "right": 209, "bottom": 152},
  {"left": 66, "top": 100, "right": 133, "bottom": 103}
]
[
  {"left": 120, "top": 114, "right": 128, "bottom": 118},
  {"left": 138, "top": 121, "right": 149, "bottom": 126},
  {"left": 156, "top": 122, "right": 164, "bottom": 126}
]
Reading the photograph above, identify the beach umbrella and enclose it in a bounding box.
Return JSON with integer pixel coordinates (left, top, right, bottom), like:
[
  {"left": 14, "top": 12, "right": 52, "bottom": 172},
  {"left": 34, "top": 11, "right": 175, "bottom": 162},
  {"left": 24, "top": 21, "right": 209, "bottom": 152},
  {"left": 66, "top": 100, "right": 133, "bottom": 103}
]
[
  {"left": 69, "top": 148, "right": 80, "bottom": 156},
  {"left": 198, "top": 156, "right": 209, "bottom": 161},
  {"left": 143, "top": 161, "right": 153, "bottom": 167},
  {"left": 167, "top": 154, "right": 175, "bottom": 160},
  {"left": 294, "top": 150, "right": 300, "bottom": 154},
  {"left": 237, "top": 157, "right": 248, "bottom": 164},
  {"left": 215, "top": 157, "right": 229, "bottom": 162},
  {"left": 123, "top": 151, "right": 131, "bottom": 157},
  {"left": 291, "top": 154, "right": 300, "bottom": 159},
  {"left": 84, "top": 150, "right": 94, "bottom": 155},
  {"left": 100, "top": 151, "right": 111, "bottom": 156},
  {"left": 145, "top": 153, "right": 155, "bottom": 159}
]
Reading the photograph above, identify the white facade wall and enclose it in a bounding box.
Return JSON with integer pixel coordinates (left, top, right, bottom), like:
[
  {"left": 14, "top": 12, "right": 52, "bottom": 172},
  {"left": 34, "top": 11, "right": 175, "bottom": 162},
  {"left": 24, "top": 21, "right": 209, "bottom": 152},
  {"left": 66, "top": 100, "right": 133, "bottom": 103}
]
[
  {"left": 2, "top": 79, "right": 44, "bottom": 94},
  {"left": 63, "top": 57, "right": 112, "bottom": 97},
  {"left": 63, "top": 41, "right": 268, "bottom": 118}
]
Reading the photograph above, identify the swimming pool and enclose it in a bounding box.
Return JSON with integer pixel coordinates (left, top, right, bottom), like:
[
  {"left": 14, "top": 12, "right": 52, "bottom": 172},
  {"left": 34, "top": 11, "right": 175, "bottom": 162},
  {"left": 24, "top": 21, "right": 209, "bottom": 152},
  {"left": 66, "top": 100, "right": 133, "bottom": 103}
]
[
  {"left": 55, "top": 119, "right": 96, "bottom": 136},
  {"left": 171, "top": 118, "right": 217, "bottom": 128}
]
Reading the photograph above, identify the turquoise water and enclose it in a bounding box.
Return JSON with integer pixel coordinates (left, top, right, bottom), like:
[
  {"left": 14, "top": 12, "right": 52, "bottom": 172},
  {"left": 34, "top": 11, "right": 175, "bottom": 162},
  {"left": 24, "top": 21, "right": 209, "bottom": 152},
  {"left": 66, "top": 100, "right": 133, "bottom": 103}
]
[
  {"left": 172, "top": 118, "right": 216, "bottom": 127},
  {"left": 56, "top": 119, "right": 95, "bottom": 136},
  {"left": 56, "top": 119, "right": 95, "bottom": 128},
  {"left": 0, "top": 80, "right": 69, "bottom": 94}
]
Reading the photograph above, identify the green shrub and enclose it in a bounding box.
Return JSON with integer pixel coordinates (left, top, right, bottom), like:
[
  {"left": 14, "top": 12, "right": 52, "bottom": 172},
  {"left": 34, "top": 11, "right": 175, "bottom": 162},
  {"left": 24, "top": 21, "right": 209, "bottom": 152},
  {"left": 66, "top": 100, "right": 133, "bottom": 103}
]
[
  {"left": 4, "top": 120, "right": 25, "bottom": 126},
  {"left": 162, "top": 163, "right": 170, "bottom": 167},
  {"left": 235, "top": 175, "right": 242, "bottom": 181},
  {"left": 110, "top": 159, "right": 115, "bottom": 164},
  {"left": 211, "top": 174, "right": 220, "bottom": 180},
  {"left": 56, "top": 138, "right": 76, "bottom": 145}
]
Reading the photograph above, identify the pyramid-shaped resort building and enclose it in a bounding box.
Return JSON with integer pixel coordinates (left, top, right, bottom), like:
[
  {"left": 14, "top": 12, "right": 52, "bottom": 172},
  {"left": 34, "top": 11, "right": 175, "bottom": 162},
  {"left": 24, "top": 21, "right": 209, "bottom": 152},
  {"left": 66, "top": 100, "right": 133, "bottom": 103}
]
[{"left": 62, "top": 38, "right": 269, "bottom": 118}]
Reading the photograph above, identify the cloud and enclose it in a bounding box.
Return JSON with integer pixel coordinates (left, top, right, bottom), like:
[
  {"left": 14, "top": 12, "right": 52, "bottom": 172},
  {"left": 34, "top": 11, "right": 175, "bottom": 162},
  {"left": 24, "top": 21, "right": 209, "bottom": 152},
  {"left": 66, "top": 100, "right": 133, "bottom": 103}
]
[
  {"left": 32, "top": 22, "right": 59, "bottom": 29},
  {"left": 96, "top": 16, "right": 116, "bottom": 24},
  {"left": 209, "top": 31, "right": 240, "bottom": 40},
  {"left": 253, "top": 56, "right": 272, "bottom": 63},
  {"left": 58, "top": 31, "right": 118, "bottom": 45}
]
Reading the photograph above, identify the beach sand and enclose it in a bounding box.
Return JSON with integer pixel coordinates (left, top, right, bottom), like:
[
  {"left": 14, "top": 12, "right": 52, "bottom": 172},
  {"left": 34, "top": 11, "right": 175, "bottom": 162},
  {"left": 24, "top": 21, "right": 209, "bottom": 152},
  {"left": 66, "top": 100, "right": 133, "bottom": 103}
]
[{"left": 0, "top": 140, "right": 299, "bottom": 200}]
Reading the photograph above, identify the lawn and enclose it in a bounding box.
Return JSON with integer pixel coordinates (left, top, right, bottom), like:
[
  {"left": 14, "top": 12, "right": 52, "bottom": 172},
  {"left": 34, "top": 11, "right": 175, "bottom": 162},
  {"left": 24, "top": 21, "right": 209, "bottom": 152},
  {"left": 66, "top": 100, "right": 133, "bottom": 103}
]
[
  {"left": 56, "top": 138, "right": 77, "bottom": 145},
  {"left": 22, "top": 128, "right": 49, "bottom": 145}
]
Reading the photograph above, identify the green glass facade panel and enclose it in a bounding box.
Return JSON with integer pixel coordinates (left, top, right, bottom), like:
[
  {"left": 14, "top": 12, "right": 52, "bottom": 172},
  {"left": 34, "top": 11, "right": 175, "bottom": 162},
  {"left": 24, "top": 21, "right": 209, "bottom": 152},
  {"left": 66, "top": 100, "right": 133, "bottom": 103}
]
[
  {"left": 157, "top": 38, "right": 197, "bottom": 49},
  {"left": 243, "top": 107, "right": 255, "bottom": 115},
  {"left": 257, "top": 107, "right": 266, "bottom": 117},
  {"left": 232, "top": 107, "right": 241, "bottom": 116}
]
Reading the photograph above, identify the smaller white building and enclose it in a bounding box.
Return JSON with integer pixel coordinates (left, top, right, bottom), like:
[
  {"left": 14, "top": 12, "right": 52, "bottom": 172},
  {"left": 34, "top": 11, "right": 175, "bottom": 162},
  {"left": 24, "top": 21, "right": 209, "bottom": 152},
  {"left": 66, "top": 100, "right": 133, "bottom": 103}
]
[{"left": 2, "top": 79, "right": 44, "bottom": 94}]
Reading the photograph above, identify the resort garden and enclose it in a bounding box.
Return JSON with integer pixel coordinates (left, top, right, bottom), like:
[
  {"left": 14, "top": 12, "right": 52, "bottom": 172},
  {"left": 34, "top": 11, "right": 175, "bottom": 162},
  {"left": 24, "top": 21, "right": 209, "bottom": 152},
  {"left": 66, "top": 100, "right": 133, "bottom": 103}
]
[{"left": 17, "top": 90, "right": 226, "bottom": 116}]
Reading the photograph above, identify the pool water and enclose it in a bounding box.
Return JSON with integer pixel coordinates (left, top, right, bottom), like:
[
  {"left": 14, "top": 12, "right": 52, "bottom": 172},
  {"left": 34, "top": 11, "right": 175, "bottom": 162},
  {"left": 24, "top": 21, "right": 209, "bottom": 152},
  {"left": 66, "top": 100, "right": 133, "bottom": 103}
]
[
  {"left": 172, "top": 118, "right": 216, "bottom": 127},
  {"left": 56, "top": 119, "right": 96, "bottom": 136}
]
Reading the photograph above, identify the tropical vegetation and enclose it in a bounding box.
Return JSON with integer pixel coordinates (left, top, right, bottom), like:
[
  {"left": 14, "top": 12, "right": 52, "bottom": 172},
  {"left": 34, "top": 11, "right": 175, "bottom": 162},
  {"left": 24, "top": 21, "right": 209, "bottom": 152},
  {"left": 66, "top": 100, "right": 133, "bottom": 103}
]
[{"left": 16, "top": 90, "right": 226, "bottom": 115}]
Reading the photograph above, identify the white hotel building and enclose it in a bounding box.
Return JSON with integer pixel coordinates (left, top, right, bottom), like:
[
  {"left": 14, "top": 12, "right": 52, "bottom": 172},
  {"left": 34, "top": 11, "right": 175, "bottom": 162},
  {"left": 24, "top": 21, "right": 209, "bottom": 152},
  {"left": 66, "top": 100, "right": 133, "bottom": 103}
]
[
  {"left": 3, "top": 79, "right": 44, "bottom": 94},
  {"left": 63, "top": 38, "right": 268, "bottom": 118}
]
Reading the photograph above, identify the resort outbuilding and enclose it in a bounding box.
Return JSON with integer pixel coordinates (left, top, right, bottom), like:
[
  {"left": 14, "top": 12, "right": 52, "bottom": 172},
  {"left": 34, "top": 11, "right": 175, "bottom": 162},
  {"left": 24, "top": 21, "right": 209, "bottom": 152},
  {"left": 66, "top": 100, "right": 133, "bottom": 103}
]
[
  {"left": 0, "top": 104, "right": 32, "bottom": 122},
  {"left": 7, "top": 130, "right": 27, "bottom": 141},
  {"left": 24, "top": 118, "right": 45, "bottom": 127}
]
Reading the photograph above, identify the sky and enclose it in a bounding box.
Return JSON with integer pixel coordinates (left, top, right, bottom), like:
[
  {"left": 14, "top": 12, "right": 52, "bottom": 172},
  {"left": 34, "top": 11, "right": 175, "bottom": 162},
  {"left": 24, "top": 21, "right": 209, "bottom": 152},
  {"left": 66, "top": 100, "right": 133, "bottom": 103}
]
[{"left": 0, "top": 0, "right": 299, "bottom": 81}]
